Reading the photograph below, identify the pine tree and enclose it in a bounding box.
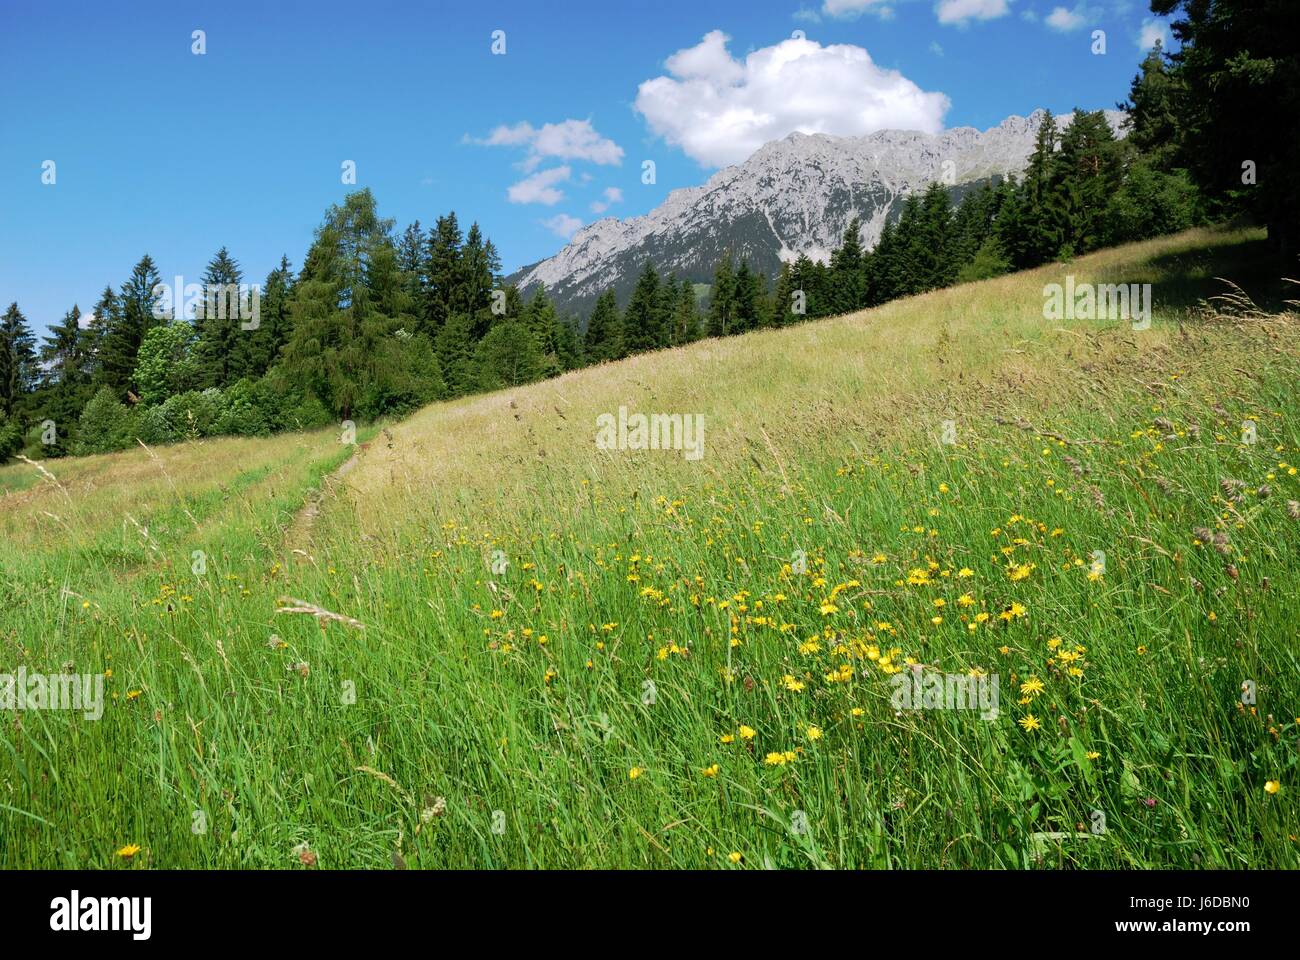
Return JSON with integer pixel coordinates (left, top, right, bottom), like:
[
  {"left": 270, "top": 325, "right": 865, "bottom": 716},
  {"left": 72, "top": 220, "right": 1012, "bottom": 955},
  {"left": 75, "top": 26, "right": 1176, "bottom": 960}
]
[
  {"left": 672, "top": 278, "right": 702, "bottom": 343},
  {"left": 523, "top": 286, "right": 562, "bottom": 378},
  {"left": 40, "top": 305, "right": 88, "bottom": 388},
  {"left": 554, "top": 314, "right": 583, "bottom": 370},
  {"left": 457, "top": 223, "right": 498, "bottom": 338},
  {"left": 582, "top": 289, "right": 623, "bottom": 363},
  {"left": 233, "top": 255, "right": 294, "bottom": 380},
  {"left": 1056, "top": 109, "right": 1121, "bottom": 255},
  {"left": 1121, "top": 40, "right": 1185, "bottom": 169},
  {"left": 910, "top": 183, "right": 956, "bottom": 290},
  {"left": 425, "top": 213, "right": 463, "bottom": 335},
  {"left": 194, "top": 246, "right": 245, "bottom": 388},
  {"left": 707, "top": 253, "right": 736, "bottom": 336},
  {"left": 100, "top": 254, "right": 163, "bottom": 398},
  {"left": 436, "top": 312, "right": 479, "bottom": 396},
  {"left": 828, "top": 217, "right": 866, "bottom": 313},
  {"left": 1002, "top": 112, "right": 1066, "bottom": 267},
  {"left": 772, "top": 261, "right": 797, "bottom": 325},
  {"left": 86, "top": 284, "right": 121, "bottom": 382},
  {"left": 624, "top": 261, "right": 665, "bottom": 353},
  {"left": 0, "top": 303, "right": 38, "bottom": 417},
  {"left": 733, "top": 261, "right": 766, "bottom": 331},
  {"left": 1151, "top": 0, "right": 1298, "bottom": 252},
  {"left": 864, "top": 220, "right": 899, "bottom": 305},
  {"left": 279, "top": 189, "right": 439, "bottom": 420},
  {"left": 397, "top": 220, "right": 427, "bottom": 311}
]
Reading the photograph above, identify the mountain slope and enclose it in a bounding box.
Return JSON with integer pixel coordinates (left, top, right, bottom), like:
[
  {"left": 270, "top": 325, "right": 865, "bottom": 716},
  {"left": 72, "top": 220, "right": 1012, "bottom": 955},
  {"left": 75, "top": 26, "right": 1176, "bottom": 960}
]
[{"left": 509, "top": 109, "right": 1124, "bottom": 317}]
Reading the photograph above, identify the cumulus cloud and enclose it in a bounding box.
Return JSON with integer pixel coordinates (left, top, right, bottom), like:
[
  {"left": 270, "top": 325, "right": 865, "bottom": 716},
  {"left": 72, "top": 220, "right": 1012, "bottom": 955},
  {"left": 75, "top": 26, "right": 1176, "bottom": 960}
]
[
  {"left": 936, "top": 0, "right": 1010, "bottom": 25},
  {"left": 1137, "top": 17, "right": 1170, "bottom": 49},
  {"left": 507, "top": 166, "right": 571, "bottom": 205},
  {"left": 590, "top": 186, "right": 624, "bottom": 214},
  {"left": 543, "top": 214, "right": 583, "bottom": 239},
  {"left": 1045, "top": 5, "right": 1088, "bottom": 30},
  {"left": 474, "top": 119, "right": 623, "bottom": 171},
  {"left": 634, "top": 31, "right": 950, "bottom": 168}
]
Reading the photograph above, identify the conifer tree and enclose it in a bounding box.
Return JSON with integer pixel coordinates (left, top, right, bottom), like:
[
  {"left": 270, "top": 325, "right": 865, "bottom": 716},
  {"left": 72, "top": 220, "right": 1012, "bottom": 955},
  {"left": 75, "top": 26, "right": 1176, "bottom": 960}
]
[
  {"left": 99, "top": 254, "right": 162, "bottom": 398},
  {"left": 829, "top": 217, "right": 866, "bottom": 313},
  {"left": 194, "top": 246, "right": 245, "bottom": 388},
  {"left": 707, "top": 253, "right": 736, "bottom": 337},
  {"left": 0, "top": 302, "right": 38, "bottom": 417},
  {"left": 582, "top": 289, "right": 623, "bottom": 363},
  {"left": 624, "top": 261, "right": 665, "bottom": 352},
  {"left": 425, "top": 213, "right": 463, "bottom": 335},
  {"left": 671, "top": 278, "right": 702, "bottom": 343}
]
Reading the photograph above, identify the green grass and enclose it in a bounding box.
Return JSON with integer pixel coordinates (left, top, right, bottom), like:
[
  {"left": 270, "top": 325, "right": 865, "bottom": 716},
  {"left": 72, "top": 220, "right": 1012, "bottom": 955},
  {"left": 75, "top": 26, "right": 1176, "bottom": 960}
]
[{"left": 1, "top": 226, "right": 1297, "bottom": 869}]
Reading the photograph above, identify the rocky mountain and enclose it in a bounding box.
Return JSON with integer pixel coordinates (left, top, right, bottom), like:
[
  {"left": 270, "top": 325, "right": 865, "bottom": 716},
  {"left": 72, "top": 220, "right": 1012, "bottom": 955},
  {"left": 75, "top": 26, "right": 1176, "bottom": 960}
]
[{"left": 508, "top": 109, "right": 1125, "bottom": 318}]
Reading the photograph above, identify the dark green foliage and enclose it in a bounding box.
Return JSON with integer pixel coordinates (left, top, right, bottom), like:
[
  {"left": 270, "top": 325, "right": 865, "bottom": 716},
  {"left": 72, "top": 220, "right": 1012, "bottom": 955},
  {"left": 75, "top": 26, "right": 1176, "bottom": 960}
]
[
  {"left": 624, "top": 262, "right": 667, "bottom": 353},
  {"left": 1148, "top": 0, "right": 1299, "bottom": 252},
  {"left": 707, "top": 254, "right": 737, "bottom": 337},
  {"left": 0, "top": 302, "right": 38, "bottom": 417},
  {"left": 277, "top": 189, "right": 441, "bottom": 420},
  {"left": 582, "top": 290, "right": 623, "bottom": 363},
  {"left": 829, "top": 217, "right": 866, "bottom": 313},
  {"left": 99, "top": 254, "right": 163, "bottom": 398}
]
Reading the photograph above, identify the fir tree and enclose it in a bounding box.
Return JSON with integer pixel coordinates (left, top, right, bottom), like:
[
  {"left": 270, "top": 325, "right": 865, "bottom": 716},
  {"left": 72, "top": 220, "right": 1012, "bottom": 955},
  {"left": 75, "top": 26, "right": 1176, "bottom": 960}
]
[
  {"left": 100, "top": 254, "right": 163, "bottom": 398},
  {"left": 582, "top": 289, "right": 623, "bottom": 363},
  {"left": 624, "top": 261, "right": 666, "bottom": 353},
  {"left": 194, "top": 246, "right": 245, "bottom": 388},
  {"left": 707, "top": 253, "right": 737, "bottom": 336},
  {"left": 0, "top": 302, "right": 38, "bottom": 417},
  {"left": 828, "top": 217, "right": 866, "bottom": 313}
]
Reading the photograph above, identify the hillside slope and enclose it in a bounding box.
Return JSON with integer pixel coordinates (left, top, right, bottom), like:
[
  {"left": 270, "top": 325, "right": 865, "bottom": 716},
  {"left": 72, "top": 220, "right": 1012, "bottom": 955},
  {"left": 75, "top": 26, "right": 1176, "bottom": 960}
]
[{"left": 2, "top": 226, "right": 1297, "bottom": 870}]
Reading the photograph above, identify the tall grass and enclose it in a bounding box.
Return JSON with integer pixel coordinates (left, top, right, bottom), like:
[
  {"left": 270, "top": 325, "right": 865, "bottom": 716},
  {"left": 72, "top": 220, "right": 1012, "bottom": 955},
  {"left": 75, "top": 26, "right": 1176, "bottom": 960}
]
[{"left": 1, "top": 226, "right": 1296, "bottom": 868}]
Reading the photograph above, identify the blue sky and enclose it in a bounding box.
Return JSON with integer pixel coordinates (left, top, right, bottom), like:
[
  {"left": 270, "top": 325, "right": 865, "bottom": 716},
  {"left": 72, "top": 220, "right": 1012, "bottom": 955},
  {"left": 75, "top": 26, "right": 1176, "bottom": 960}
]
[{"left": 0, "top": 0, "right": 1173, "bottom": 335}]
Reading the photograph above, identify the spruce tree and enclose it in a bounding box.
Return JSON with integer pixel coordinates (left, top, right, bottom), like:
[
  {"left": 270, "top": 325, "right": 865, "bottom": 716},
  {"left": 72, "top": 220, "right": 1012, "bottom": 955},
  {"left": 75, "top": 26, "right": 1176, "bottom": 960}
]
[
  {"left": 624, "top": 261, "right": 665, "bottom": 353},
  {"left": 829, "top": 217, "right": 866, "bottom": 313},
  {"left": 40, "top": 305, "right": 87, "bottom": 388},
  {"left": 425, "top": 213, "right": 463, "bottom": 335},
  {"left": 672, "top": 278, "right": 702, "bottom": 343},
  {"left": 0, "top": 302, "right": 38, "bottom": 417},
  {"left": 86, "top": 284, "right": 121, "bottom": 383},
  {"left": 582, "top": 289, "right": 623, "bottom": 363},
  {"left": 194, "top": 246, "right": 245, "bottom": 388},
  {"left": 100, "top": 254, "right": 163, "bottom": 398},
  {"left": 707, "top": 253, "right": 736, "bottom": 336}
]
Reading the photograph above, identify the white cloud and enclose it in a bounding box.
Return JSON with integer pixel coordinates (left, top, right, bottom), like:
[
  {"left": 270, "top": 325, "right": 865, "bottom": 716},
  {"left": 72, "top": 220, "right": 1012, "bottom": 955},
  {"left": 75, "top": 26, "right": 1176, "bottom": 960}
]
[
  {"left": 590, "top": 186, "right": 624, "bottom": 214},
  {"left": 1137, "top": 17, "right": 1170, "bottom": 49},
  {"left": 936, "top": 0, "right": 1010, "bottom": 26},
  {"left": 822, "top": 0, "right": 894, "bottom": 18},
  {"left": 475, "top": 119, "right": 623, "bottom": 171},
  {"left": 543, "top": 214, "right": 583, "bottom": 239},
  {"left": 929, "top": 41, "right": 945, "bottom": 56},
  {"left": 507, "top": 166, "right": 571, "bottom": 205},
  {"left": 1045, "top": 5, "right": 1087, "bottom": 30},
  {"left": 634, "top": 31, "right": 950, "bottom": 168}
]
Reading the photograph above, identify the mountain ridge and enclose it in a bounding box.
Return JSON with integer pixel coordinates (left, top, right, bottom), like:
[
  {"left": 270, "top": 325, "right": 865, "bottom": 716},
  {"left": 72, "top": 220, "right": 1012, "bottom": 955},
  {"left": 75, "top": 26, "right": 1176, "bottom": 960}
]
[{"left": 508, "top": 108, "right": 1125, "bottom": 317}]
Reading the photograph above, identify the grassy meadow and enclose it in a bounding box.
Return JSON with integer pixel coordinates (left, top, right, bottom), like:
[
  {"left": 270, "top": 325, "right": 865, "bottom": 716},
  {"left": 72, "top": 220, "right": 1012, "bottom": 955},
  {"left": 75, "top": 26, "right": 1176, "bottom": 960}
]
[{"left": 2, "top": 225, "right": 1297, "bottom": 869}]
